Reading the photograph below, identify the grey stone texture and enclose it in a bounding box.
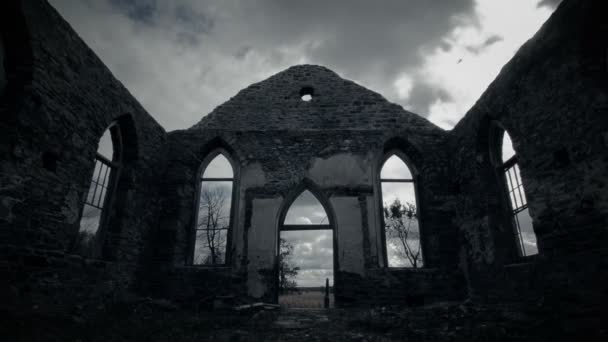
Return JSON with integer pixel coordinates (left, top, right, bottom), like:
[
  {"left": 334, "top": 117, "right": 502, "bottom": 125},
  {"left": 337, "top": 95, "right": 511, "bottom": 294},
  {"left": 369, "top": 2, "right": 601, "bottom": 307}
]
[{"left": 0, "top": 0, "right": 606, "bottom": 333}]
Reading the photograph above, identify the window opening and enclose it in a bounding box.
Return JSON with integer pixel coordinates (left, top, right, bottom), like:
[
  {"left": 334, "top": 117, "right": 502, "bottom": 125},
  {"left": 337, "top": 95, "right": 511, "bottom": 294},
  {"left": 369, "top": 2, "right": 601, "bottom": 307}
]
[
  {"left": 300, "top": 87, "right": 314, "bottom": 102},
  {"left": 193, "top": 153, "right": 234, "bottom": 265},
  {"left": 283, "top": 190, "right": 328, "bottom": 227},
  {"left": 77, "top": 123, "right": 121, "bottom": 256},
  {"left": 381, "top": 154, "right": 423, "bottom": 268},
  {"left": 500, "top": 131, "right": 538, "bottom": 256}
]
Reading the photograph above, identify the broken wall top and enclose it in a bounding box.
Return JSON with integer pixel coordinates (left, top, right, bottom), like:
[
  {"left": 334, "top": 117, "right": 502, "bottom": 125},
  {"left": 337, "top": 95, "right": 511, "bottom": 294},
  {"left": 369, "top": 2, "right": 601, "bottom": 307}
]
[{"left": 191, "top": 65, "right": 442, "bottom": 132}]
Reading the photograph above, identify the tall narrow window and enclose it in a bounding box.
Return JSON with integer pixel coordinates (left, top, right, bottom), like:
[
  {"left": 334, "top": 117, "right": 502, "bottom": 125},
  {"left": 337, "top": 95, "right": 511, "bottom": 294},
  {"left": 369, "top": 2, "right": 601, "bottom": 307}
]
[
  {"left": 380, "top": 154, "right": 423, "bottom": 268},
  {"left": 193, "top": 152, "right": 234, "bottom": 265},
  {"left": 77, "top": 123, "right": 121, "bottom": 255},
  {"left": 499, "top": 131, "right": 538, "bottom": 256}
]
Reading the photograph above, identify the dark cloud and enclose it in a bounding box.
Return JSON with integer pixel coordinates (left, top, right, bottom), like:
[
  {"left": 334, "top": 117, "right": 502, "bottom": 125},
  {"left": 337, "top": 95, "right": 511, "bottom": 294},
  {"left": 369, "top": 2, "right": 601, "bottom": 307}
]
[
  {"left": 252, "top": 0, "right": 477, "bottom": 92},
  {"left": 48, "top": 0, "right": 477, "bottom": 129},
  {"left": 406, "top": 80, "right": 453, "bottom": 116},
  {"left": 109, "top": 0, "right": 214, "bottom": 34},
  {"left": 233, "top": 46, "right": 252, "bottom": 60},
  {"left": 174, "top": 4, "right": 214, "bottom": 35},
  {"left": 109, "top": 0, "right": 158, "bottom": 24}
]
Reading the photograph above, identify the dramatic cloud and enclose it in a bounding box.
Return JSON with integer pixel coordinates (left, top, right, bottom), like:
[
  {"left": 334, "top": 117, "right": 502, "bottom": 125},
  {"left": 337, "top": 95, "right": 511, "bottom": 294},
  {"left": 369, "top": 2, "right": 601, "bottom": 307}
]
[
  {"left": 49, "top": 0, "right": 557, "bottom": 130},
  {"left": 47, "top": 0, "right": 463, "bottom": 131},
  {"left": 420, "top": 1, "right": 556, "bottom": 128}
]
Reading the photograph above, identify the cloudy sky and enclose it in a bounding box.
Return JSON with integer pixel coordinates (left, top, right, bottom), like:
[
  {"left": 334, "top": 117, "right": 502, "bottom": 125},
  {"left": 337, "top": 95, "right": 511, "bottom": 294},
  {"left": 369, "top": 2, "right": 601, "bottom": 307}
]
[
  {"left": 49, "top": 0, "right": 560, "bottom": 131},
  {"left": 282, "top": 191, "right": 332, "bottom": 287},
  {"left": 281, "top": 230, "right": 333, "bottom": 288}
]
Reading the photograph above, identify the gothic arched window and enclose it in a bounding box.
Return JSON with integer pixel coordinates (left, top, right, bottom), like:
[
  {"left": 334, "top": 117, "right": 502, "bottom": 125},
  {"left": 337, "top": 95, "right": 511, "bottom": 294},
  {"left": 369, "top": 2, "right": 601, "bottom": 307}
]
[
  {"left": 77, "top": 122, "right": 122, "bottom": 255},
  {"left": 192, "top": 151, "right": 235, "bottom": 265},
  {"left": 283, "top": 190, "right": 329, "bottom": 227},
  {"left": 380, "top": 153, "right": 423, "bottom": 268},
  {"left": 493, "top": 127, "right": 538, "bottom": 257}
]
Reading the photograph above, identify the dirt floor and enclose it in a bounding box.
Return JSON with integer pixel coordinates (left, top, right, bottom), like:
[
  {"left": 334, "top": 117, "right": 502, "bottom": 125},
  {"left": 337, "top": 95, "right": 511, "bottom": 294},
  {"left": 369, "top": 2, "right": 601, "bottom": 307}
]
[
  {"left": 279, "top": 289, "right": 334, "bottom": 308},
  {"left": 2, "top": 298, "right": 606, "bottom": 341}
]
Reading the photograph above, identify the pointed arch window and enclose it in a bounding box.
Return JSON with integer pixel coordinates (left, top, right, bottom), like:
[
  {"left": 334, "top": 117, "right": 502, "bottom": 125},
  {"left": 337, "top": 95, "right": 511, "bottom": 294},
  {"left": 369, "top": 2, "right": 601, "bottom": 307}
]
[
  {"left": 77, "top": 122, "right": 122, "bottom": 255},
  {"left": 281, "top": 190, "right": 330, "bottom": 230},
  {"left": 494, "top": 129, "right": 538, "bottom": 257},
  {"left": 193, "top": 151, "right": 235, "bottom": 265},
  {"left": 380, "top": 153, "right": 423, "bottom": 268}
]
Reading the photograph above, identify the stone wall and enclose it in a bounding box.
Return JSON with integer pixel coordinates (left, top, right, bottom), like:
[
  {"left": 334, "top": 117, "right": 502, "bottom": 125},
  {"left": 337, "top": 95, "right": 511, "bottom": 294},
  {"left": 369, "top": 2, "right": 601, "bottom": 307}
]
[
  {"left": 152, "top": 108, "right": 465, "bottom": 304},
  {"left": 449, "top": 0, "right": 608, "bottom": 308},
  {"left": 0, "top": 0, "right": 166, "bottom": 313}
]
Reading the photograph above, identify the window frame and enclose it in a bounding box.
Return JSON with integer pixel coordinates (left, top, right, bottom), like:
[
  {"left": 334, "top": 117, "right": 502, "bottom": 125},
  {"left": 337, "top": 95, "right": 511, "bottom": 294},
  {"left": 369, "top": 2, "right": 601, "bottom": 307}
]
[
  {"left": 279, "top": 189, "right": 331, "bottom": 231},
  {"left": 377, "top": 149, "right": 426, "bottom": 269},
  {"left": 189, "top": 148, "right": 238, "bottom": 266},
  {"left": 76, "top": 122, "right": 123, "bottom": 257},
  {"left": 490, "top": 123, "right": 538, "bottom": 258}
]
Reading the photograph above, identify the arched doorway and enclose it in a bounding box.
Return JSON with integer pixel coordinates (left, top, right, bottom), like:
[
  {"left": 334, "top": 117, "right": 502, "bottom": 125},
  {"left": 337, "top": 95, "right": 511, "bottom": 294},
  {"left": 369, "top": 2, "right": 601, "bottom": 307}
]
[{"left": 277, "top": 187, "right": 336, "bottom": 308}]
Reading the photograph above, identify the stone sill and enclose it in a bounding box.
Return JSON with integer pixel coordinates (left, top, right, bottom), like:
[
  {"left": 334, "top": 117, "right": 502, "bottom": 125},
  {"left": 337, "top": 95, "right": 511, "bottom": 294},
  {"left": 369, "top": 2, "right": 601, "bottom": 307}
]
[
  {"left": 504, "top": 255, "right": 539, "bottom": 268},
  {"left": 174, "top": 265, "right": 232, "bottom": 271},
  {"left": 368, "top": 267, "right": 440, "bottom": 274}
]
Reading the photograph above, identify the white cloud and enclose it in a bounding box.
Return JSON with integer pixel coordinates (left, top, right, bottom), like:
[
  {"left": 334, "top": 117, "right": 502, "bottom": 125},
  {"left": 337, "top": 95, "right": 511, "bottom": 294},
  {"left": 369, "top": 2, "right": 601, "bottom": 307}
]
[
  {"left": 281, "top": 230, "right": 333, "bottom": 287},
  {"left": 420, "top": 0, "right": 555, "bottom": 129},
  {"left": 393, "top": 73, "right": 414, "bottom": 101}
]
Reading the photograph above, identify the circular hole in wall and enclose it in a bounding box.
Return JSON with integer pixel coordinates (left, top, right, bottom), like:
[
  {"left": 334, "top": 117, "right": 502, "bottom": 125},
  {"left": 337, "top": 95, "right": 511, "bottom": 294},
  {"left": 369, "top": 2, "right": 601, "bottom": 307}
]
[{"left": 299, "top": 87, "right": 314, "bottom": 102}]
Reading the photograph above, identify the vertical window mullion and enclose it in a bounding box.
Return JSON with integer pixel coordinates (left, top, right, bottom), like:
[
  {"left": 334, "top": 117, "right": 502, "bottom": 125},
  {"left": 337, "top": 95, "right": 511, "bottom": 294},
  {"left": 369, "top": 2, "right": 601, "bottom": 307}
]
[
  {"left": 513, "top": 164, "right": 526, "bottom": 208},
  {"left": 505, "top": 166, "right": 518, "bottom": 209},
  {"left": 513, "top": 211, "right": 526, "bottom": 256},
  {"left": 97, "top": 163, "right": 111, "bottom": 207},
  {"left": 89, "top": 160, "right": 102, "bottom": 207}
]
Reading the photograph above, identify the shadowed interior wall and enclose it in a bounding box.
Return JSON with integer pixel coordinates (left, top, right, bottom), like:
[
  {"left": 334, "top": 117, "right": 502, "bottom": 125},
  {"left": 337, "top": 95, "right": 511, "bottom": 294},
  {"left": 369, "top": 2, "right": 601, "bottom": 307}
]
[
  {"left": 449, "top": 0, "right": 608, "bottom": 307},
  {"left": 0, "top": 0, "right": 166, "bottom": 312}
]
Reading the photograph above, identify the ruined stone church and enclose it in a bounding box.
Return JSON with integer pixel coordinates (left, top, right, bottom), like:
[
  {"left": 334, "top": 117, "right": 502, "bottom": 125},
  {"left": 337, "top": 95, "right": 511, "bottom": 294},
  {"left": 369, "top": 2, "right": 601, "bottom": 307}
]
[{"left": 1, "top": 0, "right": 607, "bottom": 339}]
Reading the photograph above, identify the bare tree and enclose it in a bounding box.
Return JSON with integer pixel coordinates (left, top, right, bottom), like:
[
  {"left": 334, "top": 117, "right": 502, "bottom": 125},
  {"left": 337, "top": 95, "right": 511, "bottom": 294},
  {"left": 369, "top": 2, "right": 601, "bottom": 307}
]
[
  {"left": 278, "top": 238, "right": 300, "bottom": 294},
  {"left": 383, "top": 199, "right": 423, "bottom": 268},
  {"left": 195, "top": 185, "right": 229, "bottom": 265}
]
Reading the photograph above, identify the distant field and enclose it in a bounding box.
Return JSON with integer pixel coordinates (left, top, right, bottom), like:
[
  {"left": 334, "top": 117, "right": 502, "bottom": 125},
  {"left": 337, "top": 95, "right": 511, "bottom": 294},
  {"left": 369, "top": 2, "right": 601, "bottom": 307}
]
[{"left": 279, "top": 289, "right": 335, "bottom": 308}]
